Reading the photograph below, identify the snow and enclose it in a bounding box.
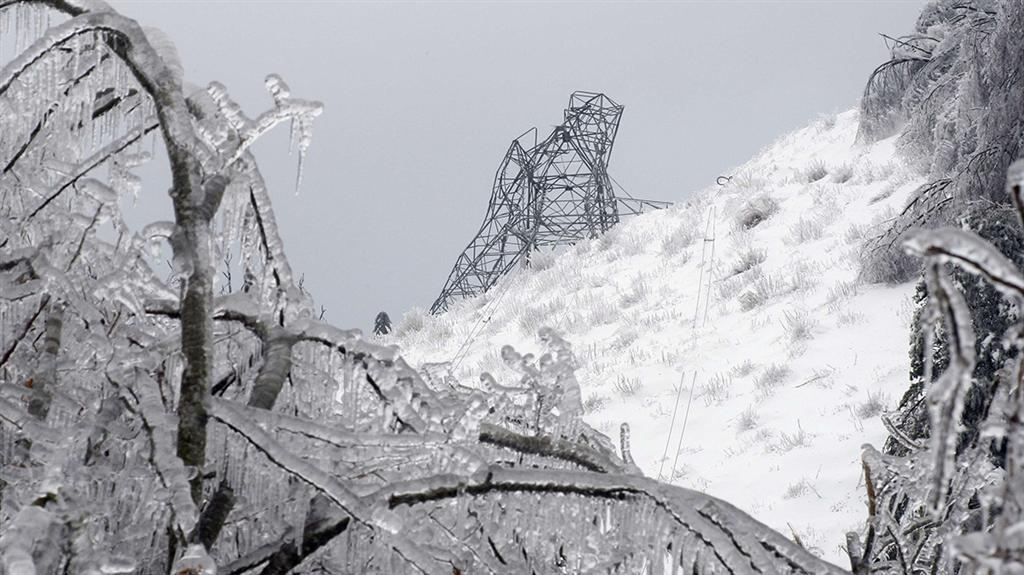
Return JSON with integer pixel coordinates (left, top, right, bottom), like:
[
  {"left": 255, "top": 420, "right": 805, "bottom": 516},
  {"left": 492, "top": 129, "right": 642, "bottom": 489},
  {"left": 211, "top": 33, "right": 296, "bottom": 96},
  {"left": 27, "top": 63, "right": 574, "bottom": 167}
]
[{"left": 391, "top": 108, "right": 923, "bottom": 563}]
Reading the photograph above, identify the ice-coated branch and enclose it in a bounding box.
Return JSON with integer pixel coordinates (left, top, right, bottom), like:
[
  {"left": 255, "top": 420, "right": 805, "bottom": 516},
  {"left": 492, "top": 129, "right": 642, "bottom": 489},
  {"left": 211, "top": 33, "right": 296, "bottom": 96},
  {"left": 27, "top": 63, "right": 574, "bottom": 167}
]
[
  {"left": 0, "top": 294, "right": 49, "bottom": 371},
  {"left": 208, "top": 398, "right": 446, "bottom": 574},
  {"left": 109, "top": 369, "right": 199, "bottom": 537},
  {"left": 920, "top": 261, "right": 976, "bottom": 514},
  {"left": 375, "top": 466, "right": 850, "bottom": 574},
  {"left": 190, "top": 480, "right": 235, "bottom": 550},
  {"left": 905, "top": 227, "right": 1024, "bottom": 302},
  {"left": 220, "top": 398, "right": 449, "bottom": 448},
  {"left": 478, "top": 422, "right": 631, "bottom": 474},
  {"left": 210, "top": 296, "right": 437, "bottom": 430},
  {"left": 26, "top": 300, "right": 64, "bottom": 421},
  {"left": 620, "top": 422, "right": 635, "bottom": 465},
  {"left": 220, "top": 496, "right": 350, "bottom": 575}
]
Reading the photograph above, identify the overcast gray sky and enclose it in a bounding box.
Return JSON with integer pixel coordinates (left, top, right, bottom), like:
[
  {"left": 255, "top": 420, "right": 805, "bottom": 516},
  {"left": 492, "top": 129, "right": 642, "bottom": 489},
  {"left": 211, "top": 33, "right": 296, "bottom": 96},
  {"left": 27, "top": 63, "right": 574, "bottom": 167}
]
[{"left": 111, "top": 0, "right": 926, "bottom": 332}]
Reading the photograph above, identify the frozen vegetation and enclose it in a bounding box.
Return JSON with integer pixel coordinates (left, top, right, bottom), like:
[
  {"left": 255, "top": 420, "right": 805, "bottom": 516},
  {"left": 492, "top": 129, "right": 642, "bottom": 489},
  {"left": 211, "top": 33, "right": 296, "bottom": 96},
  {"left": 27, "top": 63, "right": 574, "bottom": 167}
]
[{"left": 3, "top": 0, "right": 1024, "bottom": 574}]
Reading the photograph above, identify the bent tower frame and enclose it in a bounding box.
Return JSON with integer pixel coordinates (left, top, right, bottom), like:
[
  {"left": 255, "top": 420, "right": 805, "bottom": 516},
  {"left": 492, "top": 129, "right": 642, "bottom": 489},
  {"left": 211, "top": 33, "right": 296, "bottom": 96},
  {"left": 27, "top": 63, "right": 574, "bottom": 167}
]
[{"left": 431, "top": 92, "right": 665, "bottom": 314}]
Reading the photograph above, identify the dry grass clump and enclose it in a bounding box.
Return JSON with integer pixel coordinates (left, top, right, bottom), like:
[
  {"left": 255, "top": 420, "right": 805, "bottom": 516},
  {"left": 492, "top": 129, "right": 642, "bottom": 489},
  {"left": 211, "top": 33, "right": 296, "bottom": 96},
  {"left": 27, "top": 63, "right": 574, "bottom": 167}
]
[
  {"left": 613, "top": 375, "right": 642, "bottom": 396},
  {"left": 737, "top": 196, "right": 779, "bottom": 230},
  {"left": 731, "top": 245, "right": 767, "bottom": 275},
  {"left": 395, "top": 306, "right": 427, "bottom": 336},
  {"left": 739, "top": 274, "right": 788, "bottom": 311},
  {"left": 802, "top": 159, "right": 829, "bottom": 183},
  {"left": 736, "top": 405, "right": 760, "bottom": 433},
  {"left": 831, "top": 163, "right": 854, "bottom": 184},
  {"left": 661, "top": 226, "right": 696, "bottom": 256},
  {"left": 786, "top": 217, "right": 826, "bottom": 244},
  {"left": 699, "top": 373, "right": 732, "bottom": 406},
  {"left": 856, "top": 390, "right": 888, "bottom": 419},
  {"left": 730, "top": 360, "right": 756, "bottom": 378},
  {"left": 755, "top": 363, "right": 791, "bottom": 396},
  {"left": 583, "top": 394, "right": 610, "bottom": 414},
  {"left": 772, "top": 425, "right": 812, "bottom": 453},
  {"left": 860, "top": 245, "right": 922, "bottom": 285}
]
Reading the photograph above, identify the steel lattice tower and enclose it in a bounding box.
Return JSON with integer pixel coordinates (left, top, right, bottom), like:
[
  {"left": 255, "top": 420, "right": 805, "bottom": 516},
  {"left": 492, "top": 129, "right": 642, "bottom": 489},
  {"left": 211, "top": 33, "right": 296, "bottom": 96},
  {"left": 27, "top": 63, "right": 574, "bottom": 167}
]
[{"left": 430, "top": 92, "right": 667, "bottom": 314}]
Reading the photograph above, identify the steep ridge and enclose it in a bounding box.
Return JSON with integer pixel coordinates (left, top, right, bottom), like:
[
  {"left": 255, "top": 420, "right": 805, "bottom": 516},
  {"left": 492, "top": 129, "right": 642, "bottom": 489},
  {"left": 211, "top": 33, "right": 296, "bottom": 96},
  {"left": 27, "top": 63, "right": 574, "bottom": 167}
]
[{"left": 390, "top": 109, "right": 922, "bottom": 563}]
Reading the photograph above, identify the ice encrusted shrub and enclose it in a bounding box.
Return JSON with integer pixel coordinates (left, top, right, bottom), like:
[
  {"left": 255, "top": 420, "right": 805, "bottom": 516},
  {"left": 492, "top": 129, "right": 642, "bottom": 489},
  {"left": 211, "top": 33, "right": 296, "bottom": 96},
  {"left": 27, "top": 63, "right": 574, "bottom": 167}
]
[
  {"left": 529, "top": 248, "right": 558, "bottom": 271},
  {"left": 868, "top": 182, "right": 898, "bottom": 205},
  {"left": 831, "top": 163, "right": 854, "bottom": 184},
  {"left": 736, "top": 406, "right": 760, "bottom": 433},
  {"left": 785, "top": 217, "right": 826, "bottom": 245},
  {"left": 837, "top": 310, "right": 865, "bottom": 327},
  {"left": 618, "top": 274, "right": 651, "bottom": 308},
  {"left": 801, "top": 159, "right": 829, "bottom": 183},
  {"left": 396, "top": 306, "right": 428, "bottom": 336},
  {"left": 610, "top": 325, "right": 639, "bottom": 350},
  {"left": 859, "top": 244, "right": 922, "bottom": 285},
  {"left": 661, "top": 226, "right": 696, "bottom": 257},
  {"left": 730, "top": 359, "right": 757, "bottom": 378},
  {"left": 518, "top": 303, "right": 549, "bottom": 335},
  {"left": 730, "top": 167, "right": 769, "bottom": 192},
  {"left": 781, "top": 309, "right": 816, "bottom": 343},
  {"left": 583, "top": 394, "right": 610, "bottom": 414},
  {"left": 736, "top": 195, "right": 779, "bottom": 230},
  {"left": 755, "top": 363, "right": 791, "bottom": 396},
  {"left": 583, "top": 295, "right": 620, "bottom": 326},
  {"left": 825, "top": 280, "right": 859, "bottom": 313},
  {"left": 730, "top": 244, "right": 767, "bottom": 275},
  {"left": 772, "top": 425, "right": 812, "bottom": 453},
  {"left": 739, "top": 274, "right": 789, "bottom": 311},
  {"left": 699, "top": 373, "right": 732, "bottom": 406},
  {"left": 855, "top": 390, "right": 888, "bottom": 420},
  {"left": 854, "top": 163, "right": 1024, "bottom": 573},
  {"left": 613, "top": 375, "right": 642, "bottom": 396}
]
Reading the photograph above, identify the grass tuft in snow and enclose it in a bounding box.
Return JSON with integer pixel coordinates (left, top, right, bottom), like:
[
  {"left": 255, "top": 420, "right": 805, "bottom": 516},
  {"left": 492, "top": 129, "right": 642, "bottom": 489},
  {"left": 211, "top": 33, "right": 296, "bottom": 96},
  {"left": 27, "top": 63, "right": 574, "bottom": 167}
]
[
  {"left": 737, "top": 196, "right": 779, "bottom": 230},
  {"left": 613, "top": 375, "right": 643, "bottom": 397},
  {"left": 825, "top": 280, "right": 859, "bottom": 313},
  {"left": 860, "top": 246, "right": 922, "bottom": 285},
  {"left": 739, "top": 274, "right": 789, "bottom": 311},
  {"left": 396, "top": 307, "right": 427, "bottom": 336},
  {"left": 731, "top": 245, "right": 767, "bottom": 275},
  {"left": 856, "top": 390, "right": 888, "bottom": 419},
  {"left": 730, "top": 359, "right": 756, "bottom": 378},
  {"left": 618, "top": 275, "right": 651, "bottom": 308},
  {"left": 736, "top": 405, "right": 760, "bottom": 433},
  {"left": 583, "top": 394, "right": 610, "bottom": 414},
  {"left": 831, "top": 163, "right": 854, "bottom": 184},
  {"left": 781, "top": 309, "right": 817, "bottom": 344},
  {"left": 530, "top": 249, "right": 558, "bottom": 271},
  {"left": 755, "top": 363, "right": 791, "bottom": 396},
  {"left": 773, "top": 424, "right": 812, "bottom": 453},
  {"left": 802, "top": 159, "right": 829, "bottom": 183},
  {"left": 699, "top": 373, "right": 732, "bottom": 406},
  {"left": 661, "top": 226, "right": 696, "bottom": 257},
  {"left": 786, "top": 217, "right": 826, "bottom": 244}
]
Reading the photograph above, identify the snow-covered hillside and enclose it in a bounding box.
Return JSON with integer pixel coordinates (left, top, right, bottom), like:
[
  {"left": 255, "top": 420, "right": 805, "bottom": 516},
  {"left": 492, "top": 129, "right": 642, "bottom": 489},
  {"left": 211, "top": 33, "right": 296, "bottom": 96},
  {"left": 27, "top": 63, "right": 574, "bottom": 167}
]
[{"left": 389, "top": 109, "right": 922, "bottom": 564}]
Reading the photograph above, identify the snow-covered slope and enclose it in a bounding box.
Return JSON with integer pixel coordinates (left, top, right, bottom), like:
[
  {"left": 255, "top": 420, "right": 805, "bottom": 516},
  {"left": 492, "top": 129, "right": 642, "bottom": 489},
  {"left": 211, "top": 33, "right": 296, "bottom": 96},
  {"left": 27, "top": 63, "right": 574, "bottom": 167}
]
[{"left": 389, "top": 109, "right": 922, "bottom": 564}]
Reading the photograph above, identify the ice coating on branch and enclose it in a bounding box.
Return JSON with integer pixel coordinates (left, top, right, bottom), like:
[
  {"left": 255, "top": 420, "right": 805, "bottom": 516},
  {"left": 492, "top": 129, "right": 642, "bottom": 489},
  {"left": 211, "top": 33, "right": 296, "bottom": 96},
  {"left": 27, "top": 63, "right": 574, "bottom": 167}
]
[
  {"left": 264, "top": 73, "right": 290, "bottom": 104},
  {"left": 140, "top": 26, "right": 182, "bottom": 85},
  {"left": 922, "top": 263, "right": 976, "bottom": 513},
  {"left": 117, "top": 371, "right": 199, "bottom": 535},
  {"left": 171, "top": 545, "right": 215, "bottom": 575},
  {"left": 203, "top": 74, "right": 322, "bottom": 193},
  {"left": 905, "top": 227, "right": 1024, "bottom": 300}
]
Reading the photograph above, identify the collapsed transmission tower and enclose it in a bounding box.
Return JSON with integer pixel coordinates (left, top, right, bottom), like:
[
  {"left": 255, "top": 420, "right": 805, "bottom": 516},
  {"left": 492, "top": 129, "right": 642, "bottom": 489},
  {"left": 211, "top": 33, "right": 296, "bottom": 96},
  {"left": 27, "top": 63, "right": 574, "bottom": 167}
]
[{"left": 430, "top": 92, "right": 669, "bottom": 314}]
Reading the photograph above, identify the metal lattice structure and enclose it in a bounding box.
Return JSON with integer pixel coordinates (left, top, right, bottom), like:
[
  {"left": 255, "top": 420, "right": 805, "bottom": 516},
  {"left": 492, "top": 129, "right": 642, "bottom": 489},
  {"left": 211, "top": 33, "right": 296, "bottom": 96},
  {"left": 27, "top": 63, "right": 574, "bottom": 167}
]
[{"left": 431, "top": 92, "right": 669, "bottom": 314}]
